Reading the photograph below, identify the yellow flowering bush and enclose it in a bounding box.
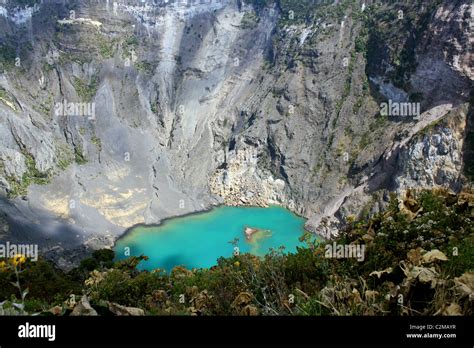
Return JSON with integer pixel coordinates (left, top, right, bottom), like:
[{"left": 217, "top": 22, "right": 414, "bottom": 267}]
[
  {"left": 0, "top": 260, "right": 7, "bottom": 272},
  {"left": 0, "top": 254, "right": 27, "bottom": 271},
  {"left": 0, "top": 254, "right": 29, "bottom": 314},
  {"left": 11, "top": 254, "right": 27, "bottom": 267}
]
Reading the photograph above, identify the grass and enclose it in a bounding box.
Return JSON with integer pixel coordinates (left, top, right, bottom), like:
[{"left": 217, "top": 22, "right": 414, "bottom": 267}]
[
  {"left": 73, "top": 77, "right": 98, "bottom": 102},
  {"left": 91, "top": 136, "right": 102, "bottom": 151},
  {"left": 358, "top": 130, "right": 371, "bottom": 150},
  {"left": 98, "top": 36, "right": 117, "bottom": 59},
  {"left": 150, "top": 102, "right": 158, "bottom": 115},
  {"left": 240, "top": 11, "right": 260, "bottom": 29},
  {"left": 74, "top": 145, "right": 88, "bottom": 165},
  {"left": 6, "top": 153, "right": 51, "bottom": 198},
  {"left": 56, "top": 145, "right": 74, "bottom": 171},
  {"left": 57, "top": 157, "right": 72, "bottom": 171},
  {"left": 136, "top": 61, "right": 155, "bottom": 74}
]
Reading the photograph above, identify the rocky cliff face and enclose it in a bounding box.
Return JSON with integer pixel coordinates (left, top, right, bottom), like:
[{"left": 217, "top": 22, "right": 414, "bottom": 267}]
[{"left": 0, "top": 0, "right": 471, "bottom": 268}]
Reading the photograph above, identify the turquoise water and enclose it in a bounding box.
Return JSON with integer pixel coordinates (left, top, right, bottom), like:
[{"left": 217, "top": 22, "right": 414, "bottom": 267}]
[{"left": 114, "top": 206, "right": 306, "bottom": 272}]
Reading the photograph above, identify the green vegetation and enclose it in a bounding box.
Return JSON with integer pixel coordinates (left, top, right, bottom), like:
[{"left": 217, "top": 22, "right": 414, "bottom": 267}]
[
  {"left": 123, "top": 35, "right": 139, "bottom": 49},
  {"left": 6, "top": 153, "right": 51, "bottom": 198},
  {"left": 244, "top": 0, "right": 359, "bottom": 27},
  {"left": 121, "top": 35, "right": 139, "bottom": 61},
  {"left": 74, "top": 145, "right": 88, "bottom": 165},
  {"left": 22, "top": 153, "right": 51, "bottom": 186},
  {"left": 358, "top": 129, "right": 371, "bottom": 151},
  {"left": 279, "top": 0, "right": 330, "bottom": 25},
  {"left": 419, "top": 117, "right": 446, "bottom": 137},
  {"left": 91, "top": 136, "right": 102, "bottom": 152},
  {"left": 42, "top": 61, "right": 54, "bottom": 72},
  {"left": 333, "top": 51, "right": 357, "bottom": 128},
  {"left": 73, "top": 77, "right": 98, "bottom": 102},
  {"left": 354, "top": 19, "right": 369, "bottom": 55},
  {"left": 5, "top": 177, "right": 28, "bottom": 198},
  {"left": 0, "top": 44, "right": 17, "bottom": 71},
  {"left": 0, "top": 87, "right": 7, "bottom": 99},
  {"left": 1, "top": 189, "right": 472, "bottom": 316},
  {"left": 312, "top": 160, "right": 323, "bottom": 177},
  {"left": 32, "top": 100, "right": 52, "bottom": 118},
  {"left": 56, "top": 145, "right": 74, "bottom": 171},
  {"left": 57, "top": 157, "right": 72, "bottom": 171},
  {"left": 363, "top": 0, "right": 443, "bottom": 91},
  {"left": 97, "top": 35, "right": 117, "bottom": 59},
  {"left": 240, "top": 11, "right": 260, "bottom": 29},
  {"left": 410, "top": 92, "right": 424, "bottom": 103},
  {"left": 150, "top": 101, "right": 159, "bottom": 115},
  {"left": 136, "top": 61, "right": 154, "bottom": 74},
  {"left": 57, "top": 51, "right": 92, "bottom": 66},
  {"left": 246, "top": 0, "right": 275, "bottom": 12}
]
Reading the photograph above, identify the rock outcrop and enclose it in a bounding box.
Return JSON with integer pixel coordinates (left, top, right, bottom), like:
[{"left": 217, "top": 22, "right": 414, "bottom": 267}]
[
  {"left": 0, "top": 0, "right": 471, "bottom": 263},
  {"left": 70, "top": 295, "right": 98, "bottom": 316}
]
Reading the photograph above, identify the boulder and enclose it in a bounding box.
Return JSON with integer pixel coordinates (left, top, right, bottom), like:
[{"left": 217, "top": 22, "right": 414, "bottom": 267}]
[
  {"left": 70, "top": 295, "right": 98, "bottom": 316},
  {"left": 107, "top": 302, "right": 145, "bottom": 316}
]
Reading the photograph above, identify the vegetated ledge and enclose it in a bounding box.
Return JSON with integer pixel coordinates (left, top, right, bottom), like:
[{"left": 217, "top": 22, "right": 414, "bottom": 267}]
[{"left": 0, "top": 187, "right": 472, "bottom": 316}]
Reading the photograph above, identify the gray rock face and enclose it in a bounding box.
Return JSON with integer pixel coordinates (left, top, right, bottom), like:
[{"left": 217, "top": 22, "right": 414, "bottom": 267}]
[
  {"left": 0, "top": 0, "right": 471, "bottom": 263},
  {"left": 395, "top": 121, "right": 465, "bottom": 192}
]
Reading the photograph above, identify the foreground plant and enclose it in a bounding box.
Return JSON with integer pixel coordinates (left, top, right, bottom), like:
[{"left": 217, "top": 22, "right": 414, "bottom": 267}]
[{"left": 0, "top": 254, "right": 29, "bottom": 315}]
